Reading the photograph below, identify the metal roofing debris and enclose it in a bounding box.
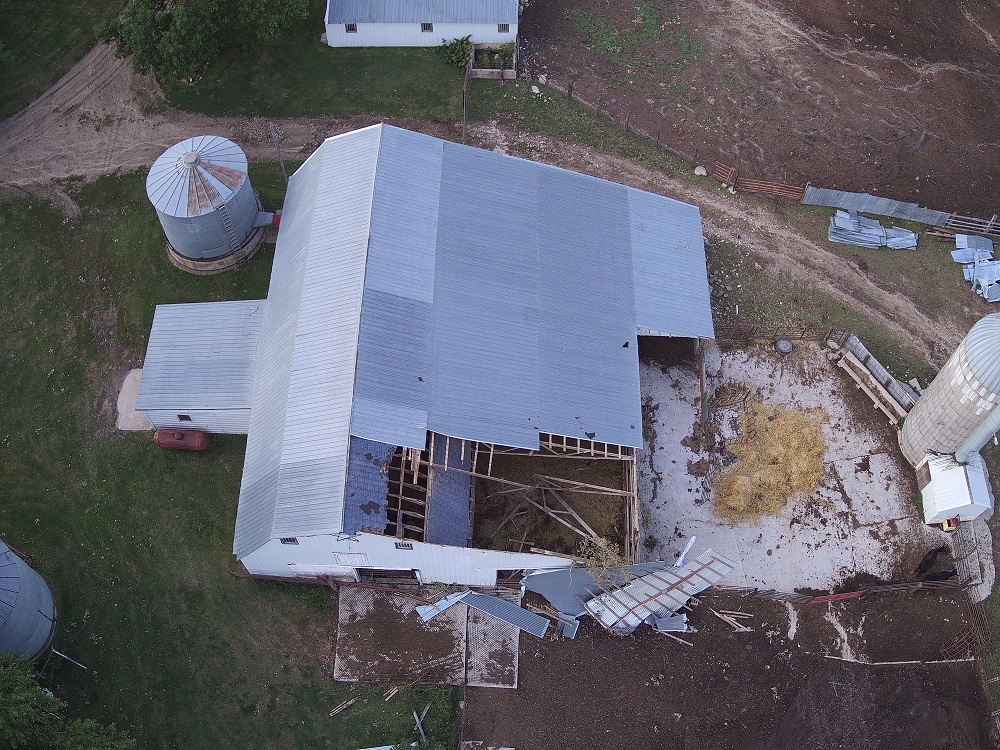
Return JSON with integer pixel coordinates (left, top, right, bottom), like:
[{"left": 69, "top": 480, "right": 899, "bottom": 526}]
[
  {"left": 234, "top": 124, "right": 713, "bottom": 553},
  {"left": 136, "top": 300, "right": 264, "bottom": 411},
  {"left": 953, "top": 235, "right": 1000, "bottom": 303},
  {"left": 651, "top": 613, "right": 689, "bottom": 633},
  {"left": 416, "top": 591, "right": 469, "bottom": 622},
  {"left": 803, "top": 185, "right": 950, "bottom": 226},
  {"left": 522, "top": 562, "right": 670, "bottom": 617},
  {"left": 327, "top": 0, "right": 519, "bottom": 24},
  {"left": 828, "top": 210, "right": 918, "bottom": 250},
  {"left": 583, "top": 550, "right": 736, "bottom": 635},
  {"left": 416, "top": 590, "right": 550, "bottom": 638},
  {"left": 556, "top": 615, "right": 580, "bottom": 639},
  {"left": 839, "top": 332, "right": 919, "bottom": 411},
  {"left": 460, "top": 591, "right": 550, "bottom": 638}
]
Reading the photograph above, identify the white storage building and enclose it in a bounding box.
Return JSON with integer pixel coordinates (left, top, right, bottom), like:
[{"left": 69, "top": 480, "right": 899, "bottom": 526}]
[{"left": 324, "top": 0, "right": 518, "bottom": 47}]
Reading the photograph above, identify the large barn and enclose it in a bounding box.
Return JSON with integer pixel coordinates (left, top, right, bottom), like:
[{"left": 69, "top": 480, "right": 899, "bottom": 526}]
[
  {"left": 137, "top": 124, "right": 714, "bottom": 585},
  {"left": 324, "top": 0, "right": 518, "bottom": 48}
]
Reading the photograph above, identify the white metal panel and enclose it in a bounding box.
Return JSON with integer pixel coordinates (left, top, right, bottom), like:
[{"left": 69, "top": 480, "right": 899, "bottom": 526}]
[
  {"left": 240, "top": 533, "right": 572, "bottom": 584},
  {"left": 142, "top": 409, "right": 251, "bottom": 434},
  {"left": 325, "top": 22, "right": 516, "bottom": 47}
]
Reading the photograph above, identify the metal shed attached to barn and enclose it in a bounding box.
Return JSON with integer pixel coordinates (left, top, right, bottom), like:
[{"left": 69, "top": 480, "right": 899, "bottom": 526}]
[{"left": 136, "top": 300, "right": 265, "bottom": 433}]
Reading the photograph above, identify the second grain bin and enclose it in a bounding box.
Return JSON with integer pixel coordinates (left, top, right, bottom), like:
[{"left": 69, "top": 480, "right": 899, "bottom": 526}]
[
  {"left": 0, "top": 540, "right": 56, "bottom": 660},
  {"left": 146, "top": 135, "right": 268, "bottom": 274}
]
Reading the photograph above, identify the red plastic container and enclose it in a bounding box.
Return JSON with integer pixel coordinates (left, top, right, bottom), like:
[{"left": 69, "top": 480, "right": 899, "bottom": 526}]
[{"left": 153, "top": 429, "right": 210, "bottom": 451}]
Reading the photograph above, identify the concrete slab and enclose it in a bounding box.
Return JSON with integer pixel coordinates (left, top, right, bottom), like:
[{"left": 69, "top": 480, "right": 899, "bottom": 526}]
[
  {"left": 115, "top": 369, "right": 152, "bottom": 431},
  {"left": 639, "top": 342, "right": 947, "bottom": 592}
]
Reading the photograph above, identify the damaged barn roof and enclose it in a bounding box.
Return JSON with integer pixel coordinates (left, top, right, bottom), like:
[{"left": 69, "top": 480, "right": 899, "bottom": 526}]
[{"left": 233, "top": 124, "right": 713, "bottom": 558}]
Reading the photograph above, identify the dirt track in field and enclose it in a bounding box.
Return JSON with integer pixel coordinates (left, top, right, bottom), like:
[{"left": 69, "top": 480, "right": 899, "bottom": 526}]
[
  {"left": 0, "top": 43, "right": 980, "bottom": 368},
  {"left": 519, "top": 0, "right": 1000, "bottom": 218}
]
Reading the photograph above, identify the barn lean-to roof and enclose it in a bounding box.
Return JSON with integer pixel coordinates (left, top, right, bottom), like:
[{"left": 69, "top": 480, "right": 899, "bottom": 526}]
[{"left": 233, "top": 124, "right": 713, "bottom": 558}]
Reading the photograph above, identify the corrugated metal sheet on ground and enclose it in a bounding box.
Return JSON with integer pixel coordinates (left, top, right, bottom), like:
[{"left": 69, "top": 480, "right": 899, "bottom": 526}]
[
  {"left": 803, "top": 185, "right": 950, "bottom": 226},
  {"left": 342, "top": 437, "right": 394, "bottom": 534},
  {"left": 327, "top": 0, "right": 518, "bottom": 24},
  {"left": 425, "top": 433, "right": 472, "bottom": 546},
  {"left": 522, "top": 561, "right": 669, "bottom": 617},
  {"left": 828, "top": 210, "right": 917, "bottom": 249},
  {"left": 459, "top": 591, "right": 550, "bottom": 638},
  {"left": 583, "top": 550, "right": 736, "bottom": 634},
  {"left": 136, "top": 300, "right": 264, "bottom": 411}
]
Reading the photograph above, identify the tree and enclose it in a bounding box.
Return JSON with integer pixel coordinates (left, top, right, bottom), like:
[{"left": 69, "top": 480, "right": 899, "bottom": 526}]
[
  {"left": 0, "top": 654, "right": 136, "bottom": 750},
  {"left": 98, "top": 0, "right": 309, "bottom": 81}
]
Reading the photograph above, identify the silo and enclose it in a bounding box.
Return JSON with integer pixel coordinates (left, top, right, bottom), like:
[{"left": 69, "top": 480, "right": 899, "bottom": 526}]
[
  {"left": 0, "top": 540, "right": 56, "bottom": 659},
  {"left": 900, "top": 313, "right": 1000, "bottom": 466},
  {"left": 146, "top": 135, "right": 266, "bottom": 274}
]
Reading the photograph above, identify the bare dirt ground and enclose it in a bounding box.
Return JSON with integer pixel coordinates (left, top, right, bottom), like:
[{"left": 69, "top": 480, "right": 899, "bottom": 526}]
[
  {"left": 519, "top": 0, "right": 1000, "bottom": 218},
  {"left": 462, "top": 591, "right": 991, "bottom": 750}
]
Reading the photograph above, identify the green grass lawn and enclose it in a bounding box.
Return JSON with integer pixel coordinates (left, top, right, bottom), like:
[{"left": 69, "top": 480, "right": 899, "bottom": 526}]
[
  {"left": 0, "top": 0, "right": 125, "bottom": 119},
  {"left": 0, "top": 167, "right": 459, "bottom": 749},
  {"left": 163, "top": 0, "right": 463, "bottom": 120}
]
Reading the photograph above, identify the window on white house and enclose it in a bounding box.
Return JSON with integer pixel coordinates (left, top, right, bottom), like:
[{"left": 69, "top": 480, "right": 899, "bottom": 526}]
[
  {"left": 280, "top": 537, "right": 299, "bottom": 545},
  {"left": 177, "top": 414, "right": 192, "bottom": 422},
  {"left": 421, "top": 22, "right": 433, "bottom": 32},
  {"left": 345, "top": 23, "right": 357, "bottom": 32},
  {"left": 395, "top": 541, "right": 414, "bottom": 550},
  {"left": 498, "top": 23, "right": 510, "bottom": 33}
]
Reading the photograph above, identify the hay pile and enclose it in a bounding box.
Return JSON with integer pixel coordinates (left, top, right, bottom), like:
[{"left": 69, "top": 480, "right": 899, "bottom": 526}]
[{"left": 714, "top": 401, "right": 826, "bottom": 524}]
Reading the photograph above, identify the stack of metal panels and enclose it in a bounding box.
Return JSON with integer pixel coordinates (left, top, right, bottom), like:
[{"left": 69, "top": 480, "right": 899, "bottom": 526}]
[
  {"left": 828, "top": 210, "right": 918, "bottom": 250},
  {"left": 952, "top": 235, "right": 1000, "bottom": 302}
]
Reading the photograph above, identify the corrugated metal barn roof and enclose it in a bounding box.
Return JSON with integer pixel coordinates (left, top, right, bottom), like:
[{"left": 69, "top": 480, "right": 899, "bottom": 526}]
[
  {"left": 136, "top": 300, "right": 264, "bottom": 410},
  {"left": 234, "top": 124, "right": 713, "bottom": 557},
  {"left": 326, "top": 0, "right": 519, "bottom": 24}
]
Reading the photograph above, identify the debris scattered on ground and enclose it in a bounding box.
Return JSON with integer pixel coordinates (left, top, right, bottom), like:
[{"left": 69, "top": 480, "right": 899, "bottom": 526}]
[
  {"left": 714, "top": 400, "right": 826, "bottom": 524},
  {"left": 828, "top": 209, "right": 918, "bottom": 249}
]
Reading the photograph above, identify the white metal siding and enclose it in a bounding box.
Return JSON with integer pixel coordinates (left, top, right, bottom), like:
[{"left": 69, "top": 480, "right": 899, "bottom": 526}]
[
  {"left": 241, "top": 533, "right": 572, "bottom": 584},
  {"left": 325, "top": 22, "right": 516, "bottom": 47},
  {"left": 143, "top": 409, "right": 251, "bottom": 434}
]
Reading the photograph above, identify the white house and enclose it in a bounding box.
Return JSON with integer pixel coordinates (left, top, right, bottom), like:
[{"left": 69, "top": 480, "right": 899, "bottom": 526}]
[
  {"left": 137, "top": 124, "right": 714, "bottom": 586},
  {"left": 324, "top": 0, "right": 518, "bottom": 47}
]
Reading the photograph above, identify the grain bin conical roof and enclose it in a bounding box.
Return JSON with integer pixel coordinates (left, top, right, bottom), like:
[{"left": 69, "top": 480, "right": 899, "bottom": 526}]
[
  {"left": 146, "top": 135, "right": 248, "bottom": 218},
  {"left": 963, "top": 312, "right": 1000, "bottom": 394}
]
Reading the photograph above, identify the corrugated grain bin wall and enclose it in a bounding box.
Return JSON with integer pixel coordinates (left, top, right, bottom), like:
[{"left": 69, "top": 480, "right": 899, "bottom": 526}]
[
  {"left": 0, "top": 540, "right": 56, "bottom": 659},
  {"left": 900, "top": 313, "right": 1000, "bottom": 466},
  {"left": 146, "top": 135, "right": 259, "bottom": 260}
]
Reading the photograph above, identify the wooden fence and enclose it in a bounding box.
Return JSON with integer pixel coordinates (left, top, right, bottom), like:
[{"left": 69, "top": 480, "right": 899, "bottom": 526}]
[
  {"left": 712, "top": 163, "right": 806, "bottom": 201},
  {"left": 713, "top": 323, "right": 845, "bottom": 343}
]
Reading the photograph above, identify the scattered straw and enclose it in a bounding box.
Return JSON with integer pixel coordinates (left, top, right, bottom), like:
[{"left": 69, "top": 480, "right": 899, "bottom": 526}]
[
  {"left": 577, "top": 537, "right": 628, "bottom": 586},
  {"left": 714, "top": 401, "right": 826, "bottom": 524}
]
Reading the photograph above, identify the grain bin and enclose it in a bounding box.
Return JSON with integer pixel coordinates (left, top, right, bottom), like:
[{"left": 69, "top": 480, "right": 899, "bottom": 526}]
[
  {"left": 146, "top": 135, "right": 267, "bottom": 274},
  {"left": 0, "top": 540, "right": 56, "bottom": 659},
  {"left": 900, "top": 313, "right": 1000, "bottom": 466}
]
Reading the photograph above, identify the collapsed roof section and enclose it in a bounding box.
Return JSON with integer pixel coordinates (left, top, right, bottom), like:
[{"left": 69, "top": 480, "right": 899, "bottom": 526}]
[{"left": 234, "top": 124, "right": 713, "bottom": 558}]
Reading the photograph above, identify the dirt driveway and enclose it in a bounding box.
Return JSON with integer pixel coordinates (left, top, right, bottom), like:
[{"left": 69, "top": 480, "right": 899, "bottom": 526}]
[
  {"left": 0, "top": 42, "right": 981, "bottom": 369},
  {"left": 520, "top": 0, "right": 1000, "bottom": 218}
]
